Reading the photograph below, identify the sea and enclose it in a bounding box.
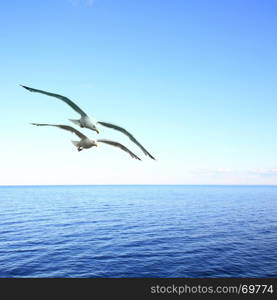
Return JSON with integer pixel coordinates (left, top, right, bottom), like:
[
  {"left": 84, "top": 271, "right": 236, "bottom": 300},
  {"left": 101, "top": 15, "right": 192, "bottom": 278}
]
[{"left": 0, "top": 185, "right": 276, "bottom": 278}]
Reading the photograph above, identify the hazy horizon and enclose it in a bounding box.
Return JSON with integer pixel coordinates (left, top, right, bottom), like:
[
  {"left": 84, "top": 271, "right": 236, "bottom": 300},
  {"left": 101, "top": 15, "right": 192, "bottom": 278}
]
[{"left": 2, "top": 184, "right": 277, "bottom": 187}]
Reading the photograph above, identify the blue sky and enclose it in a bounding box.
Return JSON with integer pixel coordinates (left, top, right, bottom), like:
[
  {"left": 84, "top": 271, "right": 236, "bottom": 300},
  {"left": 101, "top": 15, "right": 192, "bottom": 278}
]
[{"left": 1, "top": 0, "right": 277, "bottom": 184}]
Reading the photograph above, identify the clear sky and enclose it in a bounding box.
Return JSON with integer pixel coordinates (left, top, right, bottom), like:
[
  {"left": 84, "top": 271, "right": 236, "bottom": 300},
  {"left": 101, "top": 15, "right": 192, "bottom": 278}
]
[{"left": 1, "top": 0, "right": 277, "bottom": 185}]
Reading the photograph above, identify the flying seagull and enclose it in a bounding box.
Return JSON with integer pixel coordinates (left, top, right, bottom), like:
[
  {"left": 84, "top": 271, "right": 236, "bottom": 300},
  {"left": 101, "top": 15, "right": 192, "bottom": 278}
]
[
  {"left": 31, "top": 123, "right": 141, "bottom": 160},
  {"left": 21, "top": 85, "right": 155, "bottom": 160}
]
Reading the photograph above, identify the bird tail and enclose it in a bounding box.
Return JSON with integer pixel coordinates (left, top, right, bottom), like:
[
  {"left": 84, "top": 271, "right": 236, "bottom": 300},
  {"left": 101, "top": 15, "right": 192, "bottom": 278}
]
[
  {"left": 69, "top": 119, "right": 81, "bottom": 127},
  {"left": 71, "top": 140, "right": 79, "bottom": 147}
]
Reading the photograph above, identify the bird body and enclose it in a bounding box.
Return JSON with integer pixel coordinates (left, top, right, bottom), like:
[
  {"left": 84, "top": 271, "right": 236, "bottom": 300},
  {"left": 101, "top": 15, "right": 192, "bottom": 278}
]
[
  {"left": 72, "top": 138, "right": 97, "bottom": 150},
  {"left": 69, "top": 116, "right": 99, "bottom": 133}
]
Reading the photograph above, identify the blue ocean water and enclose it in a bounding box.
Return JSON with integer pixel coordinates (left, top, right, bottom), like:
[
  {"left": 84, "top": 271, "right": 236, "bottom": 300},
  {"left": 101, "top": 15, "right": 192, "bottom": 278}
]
[{"left": 0, "top": 185, "right": 276, "bottom": 278}]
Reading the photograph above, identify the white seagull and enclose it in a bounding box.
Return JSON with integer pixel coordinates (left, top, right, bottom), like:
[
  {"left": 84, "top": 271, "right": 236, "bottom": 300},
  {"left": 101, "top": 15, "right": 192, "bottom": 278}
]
[
  {"left": 21, "top": 85, "right": 155, "bottom": 160},
  {"left": 31, "top": 123, "right": 141, "bottom": 160}
]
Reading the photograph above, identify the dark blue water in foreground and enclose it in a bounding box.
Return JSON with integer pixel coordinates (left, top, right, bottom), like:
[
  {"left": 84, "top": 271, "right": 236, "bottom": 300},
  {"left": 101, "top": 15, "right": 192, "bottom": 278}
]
[{"left": 0, "top": 185, "right": 276, "bottom": 278}]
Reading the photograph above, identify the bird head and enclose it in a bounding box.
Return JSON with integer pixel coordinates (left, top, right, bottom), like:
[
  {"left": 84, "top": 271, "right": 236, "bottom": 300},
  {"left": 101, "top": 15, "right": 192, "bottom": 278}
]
[
  {"left": 91, "top": 140, "right": 98, "bottom": 147},
  {"left": 91, "top": 125, "right": 99, "bottom": 134},
  {"left": 86, "top": 122, "right": 99, "bottom": 134},
  {"left": 82, "top": 116, "right": 100, "bottom": 134}
]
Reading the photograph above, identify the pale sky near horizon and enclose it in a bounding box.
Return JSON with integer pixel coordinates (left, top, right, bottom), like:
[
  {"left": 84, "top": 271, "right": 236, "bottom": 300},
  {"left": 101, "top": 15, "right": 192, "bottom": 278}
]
[{"left": 1, "top": 0, "right": 277, "bottom": 185}]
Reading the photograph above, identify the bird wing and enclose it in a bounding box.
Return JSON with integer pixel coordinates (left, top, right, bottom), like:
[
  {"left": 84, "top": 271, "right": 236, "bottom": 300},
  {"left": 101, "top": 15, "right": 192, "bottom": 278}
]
[
  {"left": 31, "top": 123, "right": 88, "bottom": 139},
  {"left": 97, "top": 139, "right": 141, "bottom": 160},
  {"left": 97, "top": 121, "right": 155, "bottom": 160},
  {"left": 21, "top": 85, "right": 88, "bottom": 117}
]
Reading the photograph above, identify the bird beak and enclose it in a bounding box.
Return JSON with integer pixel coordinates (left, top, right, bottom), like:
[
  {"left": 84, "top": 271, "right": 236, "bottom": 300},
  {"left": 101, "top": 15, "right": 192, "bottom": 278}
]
[{"left": 96, "top": 129, "right": 100, "bottom": 134}]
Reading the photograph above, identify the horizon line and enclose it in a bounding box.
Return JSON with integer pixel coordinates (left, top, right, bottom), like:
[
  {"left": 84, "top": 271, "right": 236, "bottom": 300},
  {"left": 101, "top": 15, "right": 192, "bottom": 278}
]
[{"left": 1, "top": 184, "right": 277, "bottom": 187}]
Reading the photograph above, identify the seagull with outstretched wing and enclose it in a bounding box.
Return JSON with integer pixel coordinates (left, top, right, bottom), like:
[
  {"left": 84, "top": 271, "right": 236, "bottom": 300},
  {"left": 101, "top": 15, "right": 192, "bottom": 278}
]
[
  {"left": 21, "top": 85, "right": 155, "bottom": 160},
  {"left": 31, "top": 123, "right": 141, "bottom": 160}
]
